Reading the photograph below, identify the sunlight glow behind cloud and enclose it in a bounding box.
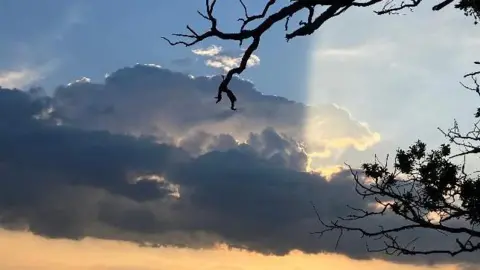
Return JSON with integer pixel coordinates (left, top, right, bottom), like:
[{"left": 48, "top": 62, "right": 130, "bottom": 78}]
[
  {"left": 0, "top": 68, "right": 43, "bottom": 89},
  {"left": 302, "top": 103, "right": 381, "bottom": 177},
  {"left": 306, "top": 7, "right": 478, "bottom": 153}
]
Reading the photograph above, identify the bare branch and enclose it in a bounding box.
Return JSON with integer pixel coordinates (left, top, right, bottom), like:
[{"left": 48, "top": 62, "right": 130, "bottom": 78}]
[
  {"left": 375, "top": 0, "right": 422, "bottom": 15},
  {"left": 464, "top": 61, "right": 480, "bottom": 78},
  {"left": 163, "top": 0, "right": 466, "bottom": 109}
]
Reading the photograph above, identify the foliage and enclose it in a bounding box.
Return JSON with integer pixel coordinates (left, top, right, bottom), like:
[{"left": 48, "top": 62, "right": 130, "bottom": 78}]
[{"left": 314, "top": 64, "right": 480, "bottom": 256}]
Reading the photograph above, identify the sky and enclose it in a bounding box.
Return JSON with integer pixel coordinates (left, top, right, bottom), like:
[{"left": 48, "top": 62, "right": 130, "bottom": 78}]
[{"left": 0, "top": 0, "right": 479, "bottom": 269}]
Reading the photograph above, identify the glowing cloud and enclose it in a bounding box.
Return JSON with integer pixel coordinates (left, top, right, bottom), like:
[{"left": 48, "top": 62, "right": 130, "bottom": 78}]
[
  {"left": 302, "top": 104, "right": 381, "bottom": 174},
  {"left": 192, "top": 45, "right": 223, "bottom": 56},
  {"left": 67, "top": 77, "right": 91, "bottom": 86},
  {"left": 0, "top": 68, "right": 43, "bottom": 89}
]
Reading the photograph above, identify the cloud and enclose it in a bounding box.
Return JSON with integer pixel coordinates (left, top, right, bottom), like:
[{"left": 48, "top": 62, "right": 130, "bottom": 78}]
[
  {"left": 192, "top": 45, "right": 261, "bottom": 72},
  {"left": 0, "top": 59, "right": 60, "bottom": 89},
  {"left": 67, "top": 76, "right": 92, "bottom": 86},
  {"left": 50, "top": 64, "right": 378, "bottom": 174},
  {"left": 0, "top": 64, "right": 475, "bottom": 267},
  {"left": 0, "top": 86, "right": 357, "bottom": 256},
  {"left": 0, "top": 68, "right": 43, "bottom": 89},
  {"left": 192, "top": 45, "right": 223, "bottom": 56}
]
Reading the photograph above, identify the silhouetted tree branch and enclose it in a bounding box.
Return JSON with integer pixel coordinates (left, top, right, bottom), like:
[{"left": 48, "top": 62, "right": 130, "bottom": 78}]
[
  {"left": 313, "top": 63, "right": 480, "bottom": 257},
  {"left": 164, "top": 0, "right": 479, "bottom": 109}
]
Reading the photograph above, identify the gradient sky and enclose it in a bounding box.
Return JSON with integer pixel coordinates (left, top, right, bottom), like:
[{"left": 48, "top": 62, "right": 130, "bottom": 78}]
[
  {"left": 0, "top": 1, "right": 479, "bottom": 269},
  {"left": 1, "top": 0, "right": 477, "bottom": 153},
  {"left": 0, "top": 0, "right": 310, "bottom": 99}
]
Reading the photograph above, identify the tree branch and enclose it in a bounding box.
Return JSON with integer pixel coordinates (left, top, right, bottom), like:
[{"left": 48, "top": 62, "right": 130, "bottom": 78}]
[
  {"left": 313, "top": 65, "right": 480, "bottom": 256},
  {"left": 163, "top": 0, "right": 464, "bottom": 109}
]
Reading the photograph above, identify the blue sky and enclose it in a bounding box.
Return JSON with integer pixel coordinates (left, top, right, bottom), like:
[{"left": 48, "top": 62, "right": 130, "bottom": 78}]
[{"left": 0, "top": 0, "right": 310, "bottom": 101}]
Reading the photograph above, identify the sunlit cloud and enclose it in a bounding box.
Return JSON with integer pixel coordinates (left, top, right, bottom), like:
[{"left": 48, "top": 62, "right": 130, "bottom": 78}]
[
  {"left": 0, "top": 68, "right": 43, "bottom": 89},
  {"left": 193, "top": 45, "right": 260, "bottom": 72},
  {"left": 308, "top": 164, "right": 344, "bottom": 179},
  {"left": 205, "top": 54, "right": 260, "bottom": 72},
  {"left": 139, "top": 63, "right": 162, "bottom": 69},
  {"left": 192, "top": 45, "right": 223, "bottom": 56},
  {"left": 0, "top": 59, "right": 60, "bottom": 89},
  {"left": 67, "top": 76, "right": 91, "bottom": 86},
  {"left": 303, "top": 103, "right": 381, "bottom": 174}
]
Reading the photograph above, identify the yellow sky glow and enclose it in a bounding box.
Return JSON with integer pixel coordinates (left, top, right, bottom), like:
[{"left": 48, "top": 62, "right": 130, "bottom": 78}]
[{"left": 0, "top": 229, "right": 462, "bottom": 270}]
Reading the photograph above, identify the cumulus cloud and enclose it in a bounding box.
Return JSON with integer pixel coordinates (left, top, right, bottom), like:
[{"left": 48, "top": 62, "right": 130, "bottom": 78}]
[
  {"left": 0, "top": 64, "right": 474, "bottom": 266},
  {"left": 50, "top": 64, "right": 379, "bottom": 173},
  {"left": 192, "top": 45, "right": 261, "bottom": 72}
]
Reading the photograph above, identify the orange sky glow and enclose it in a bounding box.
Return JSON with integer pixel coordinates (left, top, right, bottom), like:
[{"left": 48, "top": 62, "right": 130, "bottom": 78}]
[{"left": 0, "top": 229, "right": 463, "bottom": 270}]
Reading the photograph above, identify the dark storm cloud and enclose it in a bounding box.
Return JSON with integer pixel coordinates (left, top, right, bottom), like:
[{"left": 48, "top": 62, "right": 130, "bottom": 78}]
[
  {"left": 0, "top": 89, "right": 365, "bottom": 256},
  {"left": 0, "top": 66, "right": 475, "bottom": 267}
]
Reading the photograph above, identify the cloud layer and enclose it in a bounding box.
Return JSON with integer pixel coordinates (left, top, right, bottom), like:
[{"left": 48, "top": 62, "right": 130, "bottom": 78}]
[{"left": 0, "top": 64, "right": 474, "bottom": 266}]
